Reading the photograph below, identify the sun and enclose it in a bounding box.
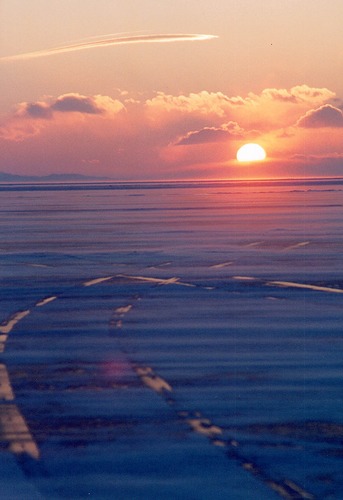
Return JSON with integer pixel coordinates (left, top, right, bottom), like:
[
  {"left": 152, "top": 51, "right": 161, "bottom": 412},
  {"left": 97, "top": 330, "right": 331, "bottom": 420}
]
[{"left": 236, "top": 143, "right": 266, "bottom": 162}]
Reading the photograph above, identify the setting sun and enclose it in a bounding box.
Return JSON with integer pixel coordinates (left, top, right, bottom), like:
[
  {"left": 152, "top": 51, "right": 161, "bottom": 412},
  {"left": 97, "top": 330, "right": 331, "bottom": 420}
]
[{"left": 236, "top": 143, "right": 266, "bottom": 163}]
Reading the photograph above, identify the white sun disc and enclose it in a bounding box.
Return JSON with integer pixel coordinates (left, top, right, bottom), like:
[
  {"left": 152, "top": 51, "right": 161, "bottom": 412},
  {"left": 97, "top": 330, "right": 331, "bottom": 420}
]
[{"left": 236, "top": 143, "right": 266, "bottom": 162}]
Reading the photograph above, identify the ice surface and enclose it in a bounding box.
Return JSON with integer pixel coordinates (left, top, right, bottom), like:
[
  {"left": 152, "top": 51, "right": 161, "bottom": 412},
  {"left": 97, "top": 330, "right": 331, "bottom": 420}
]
[{"left": 0, "top": 179, "right": 342, "bottom": 498}]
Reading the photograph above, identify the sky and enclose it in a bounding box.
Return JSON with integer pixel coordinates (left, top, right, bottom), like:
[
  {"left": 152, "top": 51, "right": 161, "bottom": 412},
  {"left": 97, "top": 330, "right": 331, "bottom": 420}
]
[{"left": 1, "top": 0, "right": 343, "bottom": 180}]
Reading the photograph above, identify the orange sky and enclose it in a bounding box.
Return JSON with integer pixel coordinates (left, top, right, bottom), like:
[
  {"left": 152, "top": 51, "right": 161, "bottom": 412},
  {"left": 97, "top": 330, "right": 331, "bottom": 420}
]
[{"left": 1, "top": 0, "right": 343, "bottom": 180}]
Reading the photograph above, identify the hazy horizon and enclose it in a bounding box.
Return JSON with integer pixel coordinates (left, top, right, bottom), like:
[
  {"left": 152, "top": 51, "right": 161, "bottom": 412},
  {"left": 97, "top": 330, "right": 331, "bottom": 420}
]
[{"left": 2, "top": 170, "right": 343, "bottom": 184}]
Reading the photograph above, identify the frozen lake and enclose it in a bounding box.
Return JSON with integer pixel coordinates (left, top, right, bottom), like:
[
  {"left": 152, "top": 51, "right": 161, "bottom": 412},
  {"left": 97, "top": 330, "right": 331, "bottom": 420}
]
[{"left": 0, "top": 179, "right": 342, "bottom": 499}]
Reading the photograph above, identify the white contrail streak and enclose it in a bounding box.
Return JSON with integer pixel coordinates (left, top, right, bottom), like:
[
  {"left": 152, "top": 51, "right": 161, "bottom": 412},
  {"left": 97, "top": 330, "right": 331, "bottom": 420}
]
[{"left": 0, "top": 33, "right": 217, "bottom": 62}]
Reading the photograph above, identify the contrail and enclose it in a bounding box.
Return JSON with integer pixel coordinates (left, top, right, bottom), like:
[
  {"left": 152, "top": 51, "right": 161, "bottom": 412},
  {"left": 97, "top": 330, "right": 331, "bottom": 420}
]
[{"left": 0, "top": 33, "right": 217, "bottom": 62}]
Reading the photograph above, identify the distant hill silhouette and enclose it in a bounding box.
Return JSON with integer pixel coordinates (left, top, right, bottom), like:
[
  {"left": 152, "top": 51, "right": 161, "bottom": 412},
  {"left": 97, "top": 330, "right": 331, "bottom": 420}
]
[{"left": 0, "top": 172, "right": 110, "bottom": 182}]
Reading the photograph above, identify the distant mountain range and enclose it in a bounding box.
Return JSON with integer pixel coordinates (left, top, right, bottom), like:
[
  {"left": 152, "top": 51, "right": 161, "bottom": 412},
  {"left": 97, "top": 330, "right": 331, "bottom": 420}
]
[{"left": 0, "top": 172, "right": 110, "bottom": 182}]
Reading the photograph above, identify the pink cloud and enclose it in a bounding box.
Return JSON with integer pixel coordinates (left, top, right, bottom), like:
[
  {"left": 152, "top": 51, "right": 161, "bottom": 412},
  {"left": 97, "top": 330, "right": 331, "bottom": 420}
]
[
  {"left": 145, "top": 91, "right": 244, "bottom": 119},
  {"left": 258, "top": 85, "right": 335, "bottom": 104},
  {"left": 0, "top": 120, "right": 44, "bottom": 142},
  {"left": 296, "top": 104, "right": 343, "bottom": 128},
  {"left": 0, "top": 93, "right": 125, "bottom": 142},
  {"left": 145, "top": 85, "right": 334, "bottom": 125},
  {"left": 175, "top": 122, "right": 245, "bottom": 145}
]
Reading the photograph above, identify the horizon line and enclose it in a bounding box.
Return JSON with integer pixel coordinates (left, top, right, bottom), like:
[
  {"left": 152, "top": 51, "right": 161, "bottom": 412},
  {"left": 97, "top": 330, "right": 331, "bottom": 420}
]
[{"left": 1, "top": 174, "right": 343, "bottom": 185}]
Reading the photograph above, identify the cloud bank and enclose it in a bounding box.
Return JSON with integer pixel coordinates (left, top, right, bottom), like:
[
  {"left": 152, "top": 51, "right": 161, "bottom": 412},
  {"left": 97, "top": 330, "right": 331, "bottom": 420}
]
[
  {"left": 0, "top": 33, "right": 217, "bottom": 62},
  {"left": 1, "top": 84, "right": 342, "bottom": 179}
]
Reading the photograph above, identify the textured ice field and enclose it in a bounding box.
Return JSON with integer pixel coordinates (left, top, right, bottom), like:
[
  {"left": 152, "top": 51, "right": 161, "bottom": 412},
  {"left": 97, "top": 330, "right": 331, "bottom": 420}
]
[{"left": 0, "top": 179, "right": 342, "bottom": 499}]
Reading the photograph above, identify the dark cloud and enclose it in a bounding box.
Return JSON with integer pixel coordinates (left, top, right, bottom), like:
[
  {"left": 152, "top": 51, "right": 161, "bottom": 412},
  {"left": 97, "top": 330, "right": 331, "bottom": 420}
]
[
  {"left": 297, "top": 104, "right": 343, "bottom": 128},
  {"left": 176, "top": 122, "right": 244, "bottom": 145},
  {"left": 24, "top": 102, "right": 53, "bottom": 119},
  {"left": 52, "top": 94, "right": 103, "bottom": 114},
  {"left": 177, "top": 128, "right": 231, "bottom": 145},
  {"left": 14, "top": 93, "right": 118, "bottom": 122}
]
